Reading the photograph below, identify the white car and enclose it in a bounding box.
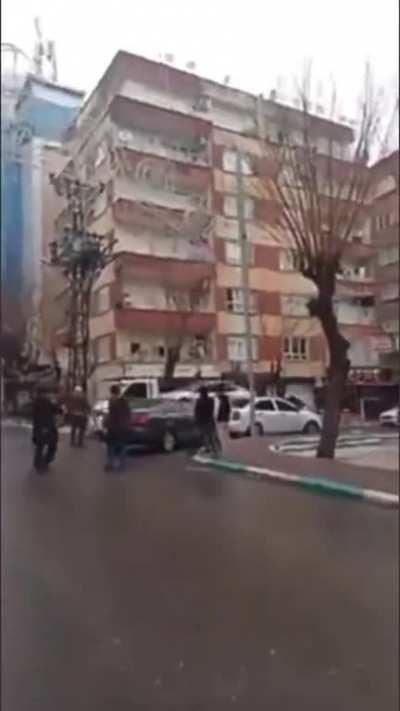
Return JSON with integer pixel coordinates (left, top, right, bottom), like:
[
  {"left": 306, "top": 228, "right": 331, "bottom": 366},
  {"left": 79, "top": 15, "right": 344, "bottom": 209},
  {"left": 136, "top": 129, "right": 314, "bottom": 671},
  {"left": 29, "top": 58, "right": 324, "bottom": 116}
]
[
  {"left": 379, "top": 406, "right": 399, "bottom": 427},
  {"left": 229, "top": 396, "right": 322, "bottom": 437},
  {"left": 162, "top": 381, "right": 250, "bottom": 405}
]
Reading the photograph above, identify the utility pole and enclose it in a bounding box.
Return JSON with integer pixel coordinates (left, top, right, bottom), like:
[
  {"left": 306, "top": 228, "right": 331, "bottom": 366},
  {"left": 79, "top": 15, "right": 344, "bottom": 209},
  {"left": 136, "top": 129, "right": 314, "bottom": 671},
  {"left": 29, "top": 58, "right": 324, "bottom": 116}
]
[
  {"left": 236, "top": 150, "right": 256, "bottom": 432},
  {"left": 49, "top": 174, "right": 116, "bottom": 393}
]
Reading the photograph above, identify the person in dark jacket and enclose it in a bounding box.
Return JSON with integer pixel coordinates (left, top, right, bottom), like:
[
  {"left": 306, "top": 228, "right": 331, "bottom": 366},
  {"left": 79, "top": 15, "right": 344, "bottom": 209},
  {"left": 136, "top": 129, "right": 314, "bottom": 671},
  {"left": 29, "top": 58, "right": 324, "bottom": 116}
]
[
  {"left": 194, "top": 386, "right": 221, "bottom": 456},
  {"left": 67, "top": 385, "right": 90, "bottom": 447},
  {"left": 104, "top": 385, "right": 131, "bottom": 472},
  {"left": 32, "top": 387, "right": 62, "bottom": 473},
  {"left": 217, "top": 388, "right": 231, "bottom": 450}
]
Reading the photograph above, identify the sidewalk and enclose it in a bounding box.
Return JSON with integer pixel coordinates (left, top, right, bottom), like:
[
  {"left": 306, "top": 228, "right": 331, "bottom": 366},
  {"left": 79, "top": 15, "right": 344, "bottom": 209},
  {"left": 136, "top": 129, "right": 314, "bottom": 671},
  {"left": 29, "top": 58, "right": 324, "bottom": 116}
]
[{"left": 221, "top": 436, "right": 399, "bottom": 495}]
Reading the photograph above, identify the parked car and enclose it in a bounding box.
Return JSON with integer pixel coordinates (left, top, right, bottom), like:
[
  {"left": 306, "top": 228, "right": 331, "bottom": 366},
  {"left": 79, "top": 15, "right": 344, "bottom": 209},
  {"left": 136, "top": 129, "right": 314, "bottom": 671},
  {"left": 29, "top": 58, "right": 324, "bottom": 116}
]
[
  {"left": 163, "top": 380, "right": 250, "bottom": 405},
  {"left": 99, "top": 398, "right": 202, "bottom": 453},
  {"left": 379, "top": 406, "right": 399, "bottom": 427},
  {"left": 228, "top": 397, "right": 322, "bottom": 437},
  {"left": 90, "top": 379, "right": 160, "bottom": 435}
]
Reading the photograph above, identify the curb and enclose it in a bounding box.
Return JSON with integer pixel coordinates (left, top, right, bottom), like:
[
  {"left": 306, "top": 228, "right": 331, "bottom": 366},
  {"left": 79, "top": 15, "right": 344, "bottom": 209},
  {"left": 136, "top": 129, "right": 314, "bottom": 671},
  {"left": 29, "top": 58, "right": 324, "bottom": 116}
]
[
  {"left": 271, "top": 437, "right": 382, "bottom": 454},
  {"left": 193, "top": 455, "right": 399, "bottom": 509}
]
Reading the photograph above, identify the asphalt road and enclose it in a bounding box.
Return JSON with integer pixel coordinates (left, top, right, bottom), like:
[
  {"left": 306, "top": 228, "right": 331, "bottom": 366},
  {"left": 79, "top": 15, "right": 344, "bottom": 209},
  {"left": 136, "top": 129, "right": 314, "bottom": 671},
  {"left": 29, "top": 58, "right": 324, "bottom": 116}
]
[{"left": 2, "top": 427, "right": 398, "bottom": 711}]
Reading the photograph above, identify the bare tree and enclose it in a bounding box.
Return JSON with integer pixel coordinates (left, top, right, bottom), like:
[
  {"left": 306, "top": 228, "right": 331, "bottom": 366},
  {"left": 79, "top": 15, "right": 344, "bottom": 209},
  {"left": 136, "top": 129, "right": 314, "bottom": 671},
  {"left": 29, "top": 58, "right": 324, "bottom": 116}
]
[{"left": 265, "top": 65, "right": 396, "bottom": 458}]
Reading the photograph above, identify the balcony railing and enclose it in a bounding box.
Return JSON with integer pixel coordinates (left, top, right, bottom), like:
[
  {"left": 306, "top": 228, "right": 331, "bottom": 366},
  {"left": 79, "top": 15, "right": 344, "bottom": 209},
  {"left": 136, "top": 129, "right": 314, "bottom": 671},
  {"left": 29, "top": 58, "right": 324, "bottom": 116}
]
[
  {"left": 115, "top": 308, "right": 216, "bottom": 334},
  {"left": 117, "top": 252, "right": 214, "bottom": 288}
]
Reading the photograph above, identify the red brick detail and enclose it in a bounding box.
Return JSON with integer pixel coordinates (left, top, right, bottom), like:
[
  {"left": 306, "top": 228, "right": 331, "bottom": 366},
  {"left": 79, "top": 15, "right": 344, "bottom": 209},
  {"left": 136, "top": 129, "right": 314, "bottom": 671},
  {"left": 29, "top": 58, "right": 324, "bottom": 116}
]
[
  {"left": 109, "top": 96, "right": 212, "bottom": 139},
  {"left": 257, "top": 291, "right": 280, "bottom": 315},
  {"left": 309, "top": 335, "right": 326, "bottom": 361},
  {"left": 214, "top": 238, "right": 226, "bottom": 262},
  {"left": 212, "top": 144, "right": 224, "bottom": 170},
  {"left": 259, "top": 335, "right": 281, "bottom": 361},
  {"left": 215, "top": 287, "right": 226, "bottom": 311},
  {"left": 254, "top": 200, "right": 282, "bottom": 225},
  {"left": 213, "top": 191, "right": 224, "bottom": 216},
  {"left": 216, "top": 335, "right": 227, "bottom": 361},
  {"left": 253, "top": 244, "right": 280, "bottom": 270},
  {"left": 115, "top": 308, "right": 215, "bottom": 335},
  {"left": 117, "top": 52, "right": 202, "bottom": 97},
  {"left": 255, "top": 156, "right": 279, "bottom": 180}
]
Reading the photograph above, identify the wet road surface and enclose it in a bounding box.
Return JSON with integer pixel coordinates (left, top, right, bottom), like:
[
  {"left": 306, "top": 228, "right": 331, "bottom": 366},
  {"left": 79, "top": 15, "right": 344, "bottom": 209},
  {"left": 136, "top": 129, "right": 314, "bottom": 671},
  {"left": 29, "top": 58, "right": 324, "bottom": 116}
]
[{"left": 2, "top": 427, "right": 398, "bottom": 710}]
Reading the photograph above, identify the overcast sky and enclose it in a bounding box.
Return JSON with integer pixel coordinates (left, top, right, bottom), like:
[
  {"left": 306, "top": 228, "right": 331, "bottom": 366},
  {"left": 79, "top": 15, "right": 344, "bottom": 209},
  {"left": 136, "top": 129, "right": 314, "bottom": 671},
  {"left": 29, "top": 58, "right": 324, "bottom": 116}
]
[{"left": 2, "top": 0, "right": 399, "bottom": 118}]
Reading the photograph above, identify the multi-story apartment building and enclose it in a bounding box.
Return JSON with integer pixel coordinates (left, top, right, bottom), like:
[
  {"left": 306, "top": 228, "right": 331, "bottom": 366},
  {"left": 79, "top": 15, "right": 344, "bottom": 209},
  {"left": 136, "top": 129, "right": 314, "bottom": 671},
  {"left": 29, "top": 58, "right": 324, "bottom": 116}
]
[
  {"left": 52, "top": 51, "right": 389, "bottom": 401},
  {"left": 370, "top": 151, "right": 399, "bottom": 374}
]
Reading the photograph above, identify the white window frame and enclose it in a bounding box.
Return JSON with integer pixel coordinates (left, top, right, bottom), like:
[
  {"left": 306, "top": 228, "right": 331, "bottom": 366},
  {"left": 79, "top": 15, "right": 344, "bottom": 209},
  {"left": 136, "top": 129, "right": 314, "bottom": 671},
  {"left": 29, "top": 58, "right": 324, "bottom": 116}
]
[
  {"left": 95, "top": 286, "right": 110, "bottom": 314},
  {"left": 279, "top": 249, "right": 301, "bottom": 271},
  {"left": 227, "top": 336, "right": 258, "bottom": 362},
  {"left": 283, "top": 336, "right": 309, "bottom": 361},
  {"left": 223, "top": 195, "right": 255, "bottom": 220},
  {"left": 96, "top": 335, "right": 112, "bottom": 363},
  {"left": 226, "top": 288, "right": 257, "bottom": 314},
  {"left": 380, "top": 283, "right": 398, "bottom": 302},
  {"left": 225, "top": 241, "right": 254, "bottom": 265},
  {"left": 378, "top": 246, "right": 398, "bottom": 266},
  {"left": 222, "top": 149, "right": 253, "bottom": 175}
]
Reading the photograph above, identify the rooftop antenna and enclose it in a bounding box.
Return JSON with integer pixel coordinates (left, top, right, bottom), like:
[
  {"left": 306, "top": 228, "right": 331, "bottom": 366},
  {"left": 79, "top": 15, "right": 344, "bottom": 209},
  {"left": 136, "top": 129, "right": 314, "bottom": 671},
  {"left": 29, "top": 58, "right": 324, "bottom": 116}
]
[{"left": 33, "top": 17, "right": 58, "bottom": 82}]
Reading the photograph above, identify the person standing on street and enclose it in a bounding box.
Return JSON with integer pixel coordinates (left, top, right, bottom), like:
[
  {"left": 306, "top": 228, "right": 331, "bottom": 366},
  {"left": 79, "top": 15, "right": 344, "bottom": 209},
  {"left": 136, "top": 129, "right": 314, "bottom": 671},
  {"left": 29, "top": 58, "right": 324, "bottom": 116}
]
[
  {"left": 194, "top": 386, "right": 221, "bottom": 457},
  {"left": 104, "top": 385, "right": 131, "bottom": 472},
  {"left": 31, "top": 387, "right": 62, "bottom": 474},
  {"left": 68, "top": 385, "right": 90, "bottom": 448},
  {"left": 216, "top": 388, "right": 231, "bottom": 451}
]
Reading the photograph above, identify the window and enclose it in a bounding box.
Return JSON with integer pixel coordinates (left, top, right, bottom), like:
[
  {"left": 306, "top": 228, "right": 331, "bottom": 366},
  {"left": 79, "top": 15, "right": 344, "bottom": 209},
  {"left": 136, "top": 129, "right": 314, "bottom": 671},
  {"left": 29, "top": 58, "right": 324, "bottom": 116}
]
[
  {"left": 225, "top": 241, "right": 254, "bottom": 265},
  {"left": 255, "top": 399, "right": 274, "bottom": 412},
  {"left": 223, "top": 195, "right": 255, "bottom": 219},
  {"left": 283, "top": 336, "right": 309, "bottom": 361},
  {"left": 279, "top": 249, "right": 301, "bottom": 271},
  {"left": 95, "top": 335, "right": 112, "bottom": 363},
  {"left": 124, "top": 383, "right": 148, "bottom": 399},
  {"left": 276, "top": 399, "right": 298, "bottom": 412},
  {"left": 378, "top": 247, "right": 398, "bottom": 266},
  {"left": 95, "top": 286, "right": 110, "bottom": 314},
  {"left": 130, "top": 342, "right": 141, "bottom": 355},
  {"left": 227, "top": 336, "right": 258, "bottom": 362},
  {"left": 222, "top": 149, "right": 253, "bottom": 174},
  {"left": 280, "top": 295, "right": 309, "bottom": 317},
  {"left": 226, "top": 288, "right": 257, "bottom": 313},
  {"left": 381, "top": 283, "right": 398, "bottom": 302}
]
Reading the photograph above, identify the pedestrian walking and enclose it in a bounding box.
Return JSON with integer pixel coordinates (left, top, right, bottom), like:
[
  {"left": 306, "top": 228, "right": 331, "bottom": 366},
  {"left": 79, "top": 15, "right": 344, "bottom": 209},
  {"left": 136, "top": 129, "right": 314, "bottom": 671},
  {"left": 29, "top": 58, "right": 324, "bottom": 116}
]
[
  {"left": 67, "top": 385, "right": 90, "bottom": 447},
  {"left": 31, "top": 387, "right": 62, "bottom": 474},
  {"left": 194, "top": 386, "right": 221, "bottom": 457},
  {"left": 216, "top": 388, "right": 231, "bottom": 451},
  {"left": 104, "top": 385, "right": 131, "bottom": 472}
]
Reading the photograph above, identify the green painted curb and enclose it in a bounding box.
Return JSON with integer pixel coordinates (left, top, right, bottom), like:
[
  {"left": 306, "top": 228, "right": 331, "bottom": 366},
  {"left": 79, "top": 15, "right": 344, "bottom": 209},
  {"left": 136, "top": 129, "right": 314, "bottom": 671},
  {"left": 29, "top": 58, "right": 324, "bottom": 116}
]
[{"left": 296, "top": 476, "right": 363, "bottom": 499}]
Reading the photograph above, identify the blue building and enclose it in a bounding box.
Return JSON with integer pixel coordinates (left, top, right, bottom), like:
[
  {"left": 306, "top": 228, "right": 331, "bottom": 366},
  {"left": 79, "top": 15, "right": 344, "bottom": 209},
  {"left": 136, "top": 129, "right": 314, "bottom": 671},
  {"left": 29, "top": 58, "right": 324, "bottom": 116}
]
[{"left": 1, "top": 71, "right": 83, "bottom": 333}]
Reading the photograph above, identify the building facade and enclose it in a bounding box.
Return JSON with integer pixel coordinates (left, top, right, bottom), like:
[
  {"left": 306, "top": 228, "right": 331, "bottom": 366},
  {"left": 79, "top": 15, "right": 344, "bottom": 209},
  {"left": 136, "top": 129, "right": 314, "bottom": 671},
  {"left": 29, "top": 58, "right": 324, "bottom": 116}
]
[
  {"left": 52, "top": 51, "right": 392, "bottom": 400},
  {"left": 370, "top": 151, "right": 399, "bottom": 374}
]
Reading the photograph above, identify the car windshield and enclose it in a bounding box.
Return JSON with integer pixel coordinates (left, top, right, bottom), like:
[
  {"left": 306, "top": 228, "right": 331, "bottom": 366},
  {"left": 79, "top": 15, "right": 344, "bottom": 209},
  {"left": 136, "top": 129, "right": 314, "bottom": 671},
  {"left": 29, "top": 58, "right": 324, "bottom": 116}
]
[{"left": 231, "top": 398, "right": 250, "bottom": 409}]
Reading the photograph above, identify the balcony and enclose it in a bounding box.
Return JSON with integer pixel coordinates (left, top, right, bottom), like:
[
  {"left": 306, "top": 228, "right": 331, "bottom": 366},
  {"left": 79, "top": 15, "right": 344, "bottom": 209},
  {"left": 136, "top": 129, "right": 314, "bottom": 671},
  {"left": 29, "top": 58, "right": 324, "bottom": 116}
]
[
  {"left": 110, "top": 95, "right": 212, "bottom": 167},
  {"left": 115, "top": 308, "right": 215, "bottom": 335},
  {"left": 116, "top": 252, "right": 214, "bottom": 289}
]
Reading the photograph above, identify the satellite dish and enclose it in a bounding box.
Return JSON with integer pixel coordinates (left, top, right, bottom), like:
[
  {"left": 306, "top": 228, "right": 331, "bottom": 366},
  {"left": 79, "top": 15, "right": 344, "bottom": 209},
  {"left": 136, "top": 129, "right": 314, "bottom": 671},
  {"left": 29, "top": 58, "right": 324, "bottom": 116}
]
[
  {"left": 186, "top": 61, "right": 196, "bottom": 71},
  {"left": 223, "top": 75, "right": 231, "bottom": 85},
  {"left": 164, "top": 53, "right": 174, "bottom": 64}
]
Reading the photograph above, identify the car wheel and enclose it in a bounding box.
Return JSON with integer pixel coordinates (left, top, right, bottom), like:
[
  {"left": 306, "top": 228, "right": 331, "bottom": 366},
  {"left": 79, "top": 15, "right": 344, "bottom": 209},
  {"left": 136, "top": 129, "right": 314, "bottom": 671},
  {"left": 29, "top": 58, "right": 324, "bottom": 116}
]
[
  {"left": 254, "top": 422, "right": 264, "bottom": 437},
  {"left": 303, "top": 421, "right": 321, "bottom": 434},
  {"left": 162, "top": 430, "right": 176, "bottom": 453}
]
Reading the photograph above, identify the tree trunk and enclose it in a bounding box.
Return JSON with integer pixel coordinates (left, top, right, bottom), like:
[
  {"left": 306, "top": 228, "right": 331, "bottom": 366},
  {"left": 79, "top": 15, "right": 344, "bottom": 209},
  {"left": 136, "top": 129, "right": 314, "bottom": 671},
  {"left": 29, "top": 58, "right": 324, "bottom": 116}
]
[
  {"left": 164, "top": 346, "right": 181, "bottom": 380},
  {"left": 309, "top": 291, "right": 350, "bottom": 459}
]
